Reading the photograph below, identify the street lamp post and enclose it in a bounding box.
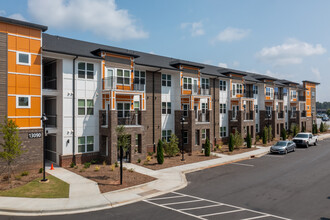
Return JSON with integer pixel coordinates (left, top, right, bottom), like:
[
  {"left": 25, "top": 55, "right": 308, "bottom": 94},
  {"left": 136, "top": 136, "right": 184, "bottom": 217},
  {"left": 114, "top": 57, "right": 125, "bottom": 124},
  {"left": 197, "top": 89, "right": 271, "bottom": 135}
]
[
  {"left": 181, "top": 115, "right": 185, "bottom": 161},
  {"left": 41, "top": 113, "right": 48, "bottom": 182}
]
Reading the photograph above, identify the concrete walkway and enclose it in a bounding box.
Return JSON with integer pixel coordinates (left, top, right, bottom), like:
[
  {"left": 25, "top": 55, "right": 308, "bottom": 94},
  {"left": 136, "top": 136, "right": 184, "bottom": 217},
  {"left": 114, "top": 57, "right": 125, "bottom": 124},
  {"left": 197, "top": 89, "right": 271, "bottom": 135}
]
[{"left": 0, "top": 133, "right": 328, "bottom": 216}]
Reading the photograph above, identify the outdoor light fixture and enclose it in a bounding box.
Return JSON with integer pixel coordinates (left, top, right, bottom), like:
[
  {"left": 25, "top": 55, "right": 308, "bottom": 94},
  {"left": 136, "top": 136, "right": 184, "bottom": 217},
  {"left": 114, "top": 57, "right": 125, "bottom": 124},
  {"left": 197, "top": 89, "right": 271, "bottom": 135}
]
[
  {"left": 181, "top": 115, "right": 185, "bottom": 161},
  {"left": 41, "top": 113, "right": 48, "bottom": 182}
]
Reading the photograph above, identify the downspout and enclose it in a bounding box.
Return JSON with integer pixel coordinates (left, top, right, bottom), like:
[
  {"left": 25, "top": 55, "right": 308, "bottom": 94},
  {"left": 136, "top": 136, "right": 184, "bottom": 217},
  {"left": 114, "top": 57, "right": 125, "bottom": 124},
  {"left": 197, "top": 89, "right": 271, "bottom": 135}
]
[
  {"left": 72, "top": 56, "right": 78, "bottom": 164},
  {"left": 152, "top": 68, "right": 162, "bottom": 153}
]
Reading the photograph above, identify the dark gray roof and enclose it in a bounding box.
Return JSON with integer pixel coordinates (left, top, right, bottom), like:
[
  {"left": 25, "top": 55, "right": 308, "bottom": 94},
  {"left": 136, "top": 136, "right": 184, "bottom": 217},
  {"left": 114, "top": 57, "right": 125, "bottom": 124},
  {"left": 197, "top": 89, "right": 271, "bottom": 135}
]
[
  {"left": 302, "top": 80, "right": 320, "bottom": 85},
  {"left": 274, "top": 81, "right": 286, "bottom": 86},
  {"left": 278, "top": 79, "right": 299, "bottom": 85},
  {"left": 0, "top": 16, "right": 47, "bottom": 32},
  {"left": 169, "top": 59, "right": 204, "bottom": 69},
  {"left": 244, "top": 75, "right": 260, "bottom": 83},
  {"left": 217, "top": 68, "right": 247, "bottom": 76}
]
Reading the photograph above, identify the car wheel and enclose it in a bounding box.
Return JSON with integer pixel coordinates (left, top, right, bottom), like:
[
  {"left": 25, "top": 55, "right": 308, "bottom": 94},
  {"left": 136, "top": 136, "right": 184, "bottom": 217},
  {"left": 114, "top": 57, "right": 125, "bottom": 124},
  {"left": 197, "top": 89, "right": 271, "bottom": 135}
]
[{"left": 306, "top": 143, "right": 309, "bottom": 148}]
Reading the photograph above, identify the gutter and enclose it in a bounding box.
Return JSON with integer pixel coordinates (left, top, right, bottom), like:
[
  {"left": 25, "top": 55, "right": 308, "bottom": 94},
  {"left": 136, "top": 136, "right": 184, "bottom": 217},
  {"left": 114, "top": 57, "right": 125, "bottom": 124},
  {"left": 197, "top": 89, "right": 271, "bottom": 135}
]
[{"left": 72, "top": 56, "right": 78, "bottom": 164}]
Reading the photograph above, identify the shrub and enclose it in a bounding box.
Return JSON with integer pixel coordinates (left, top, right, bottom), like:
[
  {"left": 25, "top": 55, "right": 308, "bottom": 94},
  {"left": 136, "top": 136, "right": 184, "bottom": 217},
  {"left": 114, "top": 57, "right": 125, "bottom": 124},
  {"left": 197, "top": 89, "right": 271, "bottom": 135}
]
[
  {"left": 324, "top": 123, "right": 329, "bottom": 131},
  {"left": 94, "top": 166, "right": 100, "bottom": 172},
  {"left": 70, "top": 162, "right": 75, "bottom": 168},
  {"left": 281, "top": 128, "right": 287, "bottom": 140},
  {"left": 314, "top": 124, "right": 318, "bottom": 134},
  {"left": 146, "top": 156, "right": 151, "bottom": 162},
  {"left": 128, "top": 168, "right": 134, "bottom": 173},
  {"left": 156, "top": 139, "right": 164, "bottom": 164},
  {"left": 262, "top": 127, "right": 268, "bottom": 144},
  {"left": 268, "top": 126, "right": 273, "bottom": 142},
  {"left": 246, "top": 132, "right": 252, "bottom": 148},
  {"left": 39, "top": 168, "right": 43, "bottom": 173},
  {"left": 115, "top": 161, "right": 119, "bottom": 167},
  {"left": 320, "top": 122, "right": 324, "bottom": 132},
  {"left": 79, "top": 168, "right": 85, "bottom": 172},
  {"left": 218, "top": 144, "right": 222, "bottom": 152},
  {"left": 291, "top": 124, "right": 298, "bottom": 137},
  {"left": 21, "top": 171, "right": 29, "bottom": 176},
  {"left": 74, "top": 166, "right": 78, "bottom": 169},
  {"left": 204, "top": 138, "right": 211, "bottom": 156},
  {"left": 83, "top": 162, "right": 91, "bottom": 169},
  {"left": 233, "top": 131, "right": 244, "bottom": 149},
  {"left": 102, "top": 161, "right": 107, "bottom": 166},
  {"left": 14, "top": 175, "right": 21, "bottom": 181},
  {"left": 110, "top": 164, "right": 115, "bottom": 171},
  {"left": 123, "top": 167, "right": 127, "bottom": 171},
  {"left": 255, "top": 135, "right": 260, "bottom": 145},
  {"left": 137, "top": 158, "right": 141, "bottom": 163},
  {"left": 91, "top": 159, "right": 98, "bottom": 164},
  {"left": 229, "top": 133, "right": 234, "bottom": 152},
  {"left": 143, "top": 161, "right": 149, "bottom": 166},
  {"left": 164, "top": 134, "right": 180, "bottom": 157},
  {"left": 147, "top": 152, "right": 154, "bottom": 157}
]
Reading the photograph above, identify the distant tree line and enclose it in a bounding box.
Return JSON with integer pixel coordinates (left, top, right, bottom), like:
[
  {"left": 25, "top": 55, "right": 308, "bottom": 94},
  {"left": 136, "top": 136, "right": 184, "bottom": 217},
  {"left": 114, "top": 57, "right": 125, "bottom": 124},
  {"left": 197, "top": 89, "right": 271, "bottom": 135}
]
[{"left": 316, "top": 102, "right": 330, "bottom": 110}]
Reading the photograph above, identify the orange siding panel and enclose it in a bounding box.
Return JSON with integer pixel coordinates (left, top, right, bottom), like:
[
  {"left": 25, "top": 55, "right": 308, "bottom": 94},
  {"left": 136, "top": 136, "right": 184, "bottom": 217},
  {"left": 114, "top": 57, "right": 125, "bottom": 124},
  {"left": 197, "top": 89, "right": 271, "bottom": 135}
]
[
  {"left": 30, "top": 97, "right": 41, "bottom": 116},
  {"left": 17, "top": 37, "right": 29, "bottom": 52},
  {"left": 30, "top": 118, "right": 41, "bottom": 127},
  {"left": 7, "top": 96, "right": 16, "bottom": 116}
]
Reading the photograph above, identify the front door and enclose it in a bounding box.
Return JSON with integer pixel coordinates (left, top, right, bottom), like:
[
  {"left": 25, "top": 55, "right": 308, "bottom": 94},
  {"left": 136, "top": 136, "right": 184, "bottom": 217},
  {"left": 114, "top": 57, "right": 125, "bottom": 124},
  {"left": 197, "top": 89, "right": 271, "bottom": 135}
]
[{"left": 201, "top": 103, "right": 207, "bottom": 121}]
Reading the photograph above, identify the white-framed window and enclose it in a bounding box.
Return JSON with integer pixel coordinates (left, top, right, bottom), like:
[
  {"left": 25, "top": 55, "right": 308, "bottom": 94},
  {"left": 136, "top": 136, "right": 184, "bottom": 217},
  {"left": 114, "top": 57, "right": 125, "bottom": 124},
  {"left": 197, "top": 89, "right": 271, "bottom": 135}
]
[
  {"left": 220, "top": 103, "right": 226, "bottom": 114},
  {"left": 78, "top": 99, "right": 94, "bottom": 115},
  {"left": 183, "top": 104, "right": 189, "bottom": 117},
  {"left": 117, "top": 69, "right": 130, "bottom": 85},
  {"left": 78, "top": 136, "right": 94, "bottom": 153},
  {"left": 255, "top": 104, "right": 258, "bottom": 114},
  {"left": 201, "top": 129, "right": 206, "bottom": 139},
  {"left": 117, "top": 102, "right": 131, "bottom": 118},
  {"left": 183, "top": 131, "right": 188, "bottom": 144},
  {"left": 253, "top": 85, "right": 258, "bottom": 94},
  {"left": 219, "top": 80, "right": 226, "bottom": 91},
  {"left": 78, "top": 99, "right": 85, "bottom": 115},
  {"left": 283, "top": 88, "right": 288, "bottom": 96},
  {"left": 16, "top": 52, "right": 31, "bottom": 66},
  {"left": 78, "top": 62, "right": 94, "bottom": 79},
  {"left": 291, "top": 90, "right": 297, "bottom": 100},
  {"left": 234, "top": 83, "right": 243, "bottom": 94},
  {"left": 134, "top": 70, "right": 146, "bottom": 89},
  {"left": 16, "top": 95, "right": 31, "bottom": 108},
  {"left": 220, "top": 127, "right": 227, "bottom": 137},
  {"left": 162, "top": 130, "right": 172, "bottom": 142},
  {"left": 256, "top": 124, "right": 259, "bottom": 133},
  {"left": 266, "top": 106, "right": 272, "bottom": 117},
  {"left": 266, "top": 87, "right": 274, "bottom": 98},
  {"left": 201, "top": 78, "right": 209, "bottom": 90},
  {"left": 183, "top": 77, "right": 193, "bottom": 90},
  {"left": 162, "top": 102, "right": 171, "bottom": 114},
  {"left": 87, "top": 99, "right": 94, "bottom": 115},
  {"left": 307, "top": 91, "right": 310, "bottom": 96},
  {"left": 162, "top": 74, "right": 171, "bottom": 87},
  {"left": 232, "top": 105, "right": 239, "bottom": 119}
]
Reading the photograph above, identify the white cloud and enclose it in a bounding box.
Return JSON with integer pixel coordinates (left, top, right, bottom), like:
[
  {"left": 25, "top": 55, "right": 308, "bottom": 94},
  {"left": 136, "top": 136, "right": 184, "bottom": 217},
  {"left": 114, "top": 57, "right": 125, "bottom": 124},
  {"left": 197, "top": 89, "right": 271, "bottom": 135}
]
[
  {"left": 265, "top": 70, "right": 294, "bottom": 80},
  {"left": 181, "top": 21, "right": 204, "bottom": 37},
  {"left": 0, "top": 10, "right": 6, "bottom": 16},
  {"left": 311, "top": 67, "right": 321, "bottom": 80},
  {"left": 27, "top": 0, "right": 148, "bottom": 41},
  {"left": 213, "top": 27, "right": 250, "bottom": 43},
  {"left": 8, "top": 13, "right": 26, "bottom": 21},
  {"left": 232, "top": 61, "right": 240, "bottom": 67},
  {"left": 257, "top": 39, "right": 326, "bottom": 65},
  {"left": 218, "top": 62, "right": 228, "bottom": 68}
]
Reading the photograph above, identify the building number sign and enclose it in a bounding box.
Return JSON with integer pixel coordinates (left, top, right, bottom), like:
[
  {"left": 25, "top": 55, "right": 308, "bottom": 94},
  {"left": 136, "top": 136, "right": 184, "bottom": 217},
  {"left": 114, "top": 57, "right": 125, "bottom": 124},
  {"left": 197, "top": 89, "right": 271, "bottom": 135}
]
[{"left": 28, "top": 132, "right": 42, "bottom": 139}]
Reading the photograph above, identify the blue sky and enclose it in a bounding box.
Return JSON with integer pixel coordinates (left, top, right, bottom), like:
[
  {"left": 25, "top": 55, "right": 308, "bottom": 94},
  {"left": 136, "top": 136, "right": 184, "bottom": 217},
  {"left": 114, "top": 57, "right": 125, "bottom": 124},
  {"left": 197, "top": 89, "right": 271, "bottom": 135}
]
[{"left": 1, "top": 0, "right": 329, "bottom": 101}]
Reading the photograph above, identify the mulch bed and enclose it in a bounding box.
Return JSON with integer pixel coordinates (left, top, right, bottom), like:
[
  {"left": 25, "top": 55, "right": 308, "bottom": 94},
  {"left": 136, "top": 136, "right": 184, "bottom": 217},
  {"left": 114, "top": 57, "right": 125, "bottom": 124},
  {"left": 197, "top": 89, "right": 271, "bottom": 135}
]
[
  {"left": 67, "top": 164, "right": 156, "bottom": 193},
  {"left": 215, "top": 145, "right": 258, "bottom": 155},
  {"left": 133, "top": 151, "right": 218, "bottom": 170},
  {"left": 0, "top": 169, "right": 46, "bottom": 191}
]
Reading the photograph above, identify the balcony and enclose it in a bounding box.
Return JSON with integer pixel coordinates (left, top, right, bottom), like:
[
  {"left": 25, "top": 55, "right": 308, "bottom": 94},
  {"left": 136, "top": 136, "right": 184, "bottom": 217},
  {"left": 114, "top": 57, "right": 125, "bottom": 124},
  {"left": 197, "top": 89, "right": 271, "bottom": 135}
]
[
  {"left": 43, "top": 76, "right": 57, "bottom": 90},
  {"left": 299, "top": 96, "right": 306, "bottom": 101},
  {"left": 118, "top": 111, "right": 141, "bottom": 126},
  {"left": 277, "top": 111, "right": 284, "bottom": 119},
  {"left": 190, "top": 85, "right": 209, "bottom": 96},
  {"left": 274, "top": 92, "right": 284, "bottom": 100},
  {"left": 196, "top": 110, "right": 210, "bottom": 123},
  {"left": 103, "top": 77, "right": 145, "bottom": 91},
  {"left": 200, "top": 88, "right": 210, "bottom": 95},
  {"left": 301, "top": 110, "right": 306, "bottom": 118},
  {"left": 244, "top": 111, "right": 254, "bottom": 121},
  {"left": 243, "top": 90, "right": 254, "bottom": 98},
  {"left": 45, "top": 115, "right": 57, "bottom": 128},
  {"left": 290, "top": 111, "right": 297, "bottom": 118},
  {"left": 231, "top": 90, "right": 254, "bottom": 98}
]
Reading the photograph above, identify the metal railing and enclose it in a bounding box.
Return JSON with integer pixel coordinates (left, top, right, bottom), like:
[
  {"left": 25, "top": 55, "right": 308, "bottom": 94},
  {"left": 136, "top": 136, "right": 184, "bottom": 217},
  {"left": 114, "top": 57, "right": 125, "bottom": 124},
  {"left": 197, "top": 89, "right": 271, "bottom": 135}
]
[
  {"left": 299, "top": 96, "right": 306, "bottom": 101},
  {"left": 274, "top": 92, "right": 284, "bottom": 100},
  {"left": 291, "top": 111, "right": 297, "bottom": 118},
  {"left": 197, "top": 110, "right": 210, "bottom": 122},
  {"left": 243, "top": 90, "right": 254, "bottom": 98},
  {"left": 244, "top": 111, "right": 254, "bottom": 121},
  {"left": 43, "top": 76, "right": 57, "bottom": 90},
  {"left": 103, "top": 76, "right": 145, "bottom": 91},
  {"left": 118, "top": 111, "right": 141, "bottom": 126},
  {"left": 277, "top": 111, "right": 284, "bottom": 119},
  {"left": 45, "top": 115, "right": 56, "bottom": 128},
  {"left": 200, "top": 88, "right": 210, "bottom": 95},
  {"left": 301, "top": 110, "right": 306, "bottom": 118}
]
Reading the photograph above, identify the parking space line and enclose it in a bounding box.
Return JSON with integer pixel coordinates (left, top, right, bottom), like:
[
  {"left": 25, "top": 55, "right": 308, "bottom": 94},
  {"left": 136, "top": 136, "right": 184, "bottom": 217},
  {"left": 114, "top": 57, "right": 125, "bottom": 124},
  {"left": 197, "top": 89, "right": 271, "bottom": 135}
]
[
  {"left": 161, "top": 199, "right": 203, "bottom": 206},
  {"left": 242, "top": 214, "right": 270, "bottom": 220},
  {"left": 232, "top": 162, "right": 255, "bottom": 167},
  {"left": 179, "top": 204, "right": 223, "bottom": 211},
  {"left": 148, "top": 195, "right": 185, "bottom": 201},
  {"left": 199, "top": 209, "right": 244, "bottom": 217}
]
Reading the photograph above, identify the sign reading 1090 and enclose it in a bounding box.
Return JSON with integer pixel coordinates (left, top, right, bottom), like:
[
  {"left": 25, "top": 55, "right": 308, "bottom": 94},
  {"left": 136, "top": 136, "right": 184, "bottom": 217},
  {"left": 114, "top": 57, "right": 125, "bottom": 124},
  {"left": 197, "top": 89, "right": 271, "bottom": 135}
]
[{"left": 28, "top": 132, "right": 42, "bottom": 139}]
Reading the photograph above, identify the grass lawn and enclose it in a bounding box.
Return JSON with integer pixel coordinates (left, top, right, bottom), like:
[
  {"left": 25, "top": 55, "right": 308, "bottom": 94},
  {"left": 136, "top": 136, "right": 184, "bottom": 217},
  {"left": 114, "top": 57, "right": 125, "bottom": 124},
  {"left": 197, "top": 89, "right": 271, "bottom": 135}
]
[{"left": 0, "top": 175, "right": 69, "bottom": 198}]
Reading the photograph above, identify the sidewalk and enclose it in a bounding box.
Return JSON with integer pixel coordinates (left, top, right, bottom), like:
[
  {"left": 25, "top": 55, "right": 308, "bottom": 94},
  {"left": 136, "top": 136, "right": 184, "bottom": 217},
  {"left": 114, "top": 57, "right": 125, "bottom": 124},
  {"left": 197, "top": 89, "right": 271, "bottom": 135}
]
[{"left": 0, "top": 133, "right": 328, "bottom": 216}]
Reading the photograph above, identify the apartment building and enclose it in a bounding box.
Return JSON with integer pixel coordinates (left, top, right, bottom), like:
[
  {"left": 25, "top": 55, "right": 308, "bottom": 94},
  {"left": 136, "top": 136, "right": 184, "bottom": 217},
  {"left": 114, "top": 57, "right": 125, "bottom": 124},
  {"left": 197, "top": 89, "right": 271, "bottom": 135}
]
[{"left": 0, "top": 17, "right": 319, "bottom": 168}]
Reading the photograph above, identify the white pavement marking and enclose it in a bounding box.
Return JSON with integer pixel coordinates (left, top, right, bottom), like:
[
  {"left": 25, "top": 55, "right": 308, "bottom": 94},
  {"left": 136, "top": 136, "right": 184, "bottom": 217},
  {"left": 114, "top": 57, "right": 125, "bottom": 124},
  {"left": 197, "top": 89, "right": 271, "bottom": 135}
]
[
  {"left": 265, "top": 154, "right": 285, "bottom": 158},
  {"left": 232, "top": 162, "right": 255, "bottom": 167},
  {"left": 144, "top": 192, "right": 291, "bottom": 220}
]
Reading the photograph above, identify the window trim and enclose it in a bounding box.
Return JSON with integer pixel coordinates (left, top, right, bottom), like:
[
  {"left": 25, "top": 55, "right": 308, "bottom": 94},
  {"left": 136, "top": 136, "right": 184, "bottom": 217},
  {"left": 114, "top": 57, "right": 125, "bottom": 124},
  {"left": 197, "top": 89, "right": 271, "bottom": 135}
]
[
  {"left": 220, "top": 103, "right": 226, "bottom": 114},
  {"left": 16, "top": 95, "right": 31, "bottom": 109},
  {"left": 16, "top": 52, "right": 31, "bottom": 66},
  {"left": 162, "top": 74, "right": 172, "bottom": 87},
  {"left": 201, "top": 129, "right": 206, "bottom": 140},
  {"left": 219, "top": 80, "right": 227, "bottom": 91},
  {"left": 116, "top": 68, "right": 131, "bottom": 85},
  {"left": 78, "top": 62, "right": 94, "bottom": 79},
  {"left": 220, "top": 126, "right": 227, "bottom": 137}
]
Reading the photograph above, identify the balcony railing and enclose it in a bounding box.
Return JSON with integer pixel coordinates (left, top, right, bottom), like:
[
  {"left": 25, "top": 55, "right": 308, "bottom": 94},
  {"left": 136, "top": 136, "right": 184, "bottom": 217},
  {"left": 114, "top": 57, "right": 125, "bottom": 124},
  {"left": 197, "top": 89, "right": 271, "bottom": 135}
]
[
  {"left": 299, "top": 96, "right": 306, "bottom": 101},
  {"left": 103, "top": 76, "right": 145, "bottom": 91},
  {"left": 274, "top": 92, "right": 284, "bottom": 100},
  {"left": 291, "top": 111, "right": 297, "bottom": 118},
  {"left": 45, "top": 115, "right": 57, "bottom": 128},
  {"left": 301, "top": 110, "right": 306, "bottom": 118},
  {"left": 243, "top": 90, "right": 254, "bottom": 98},
  {"left": 197, "top": 110, "right": 210, "bottom": 123},
  {"left": 277, "top": 111, "right": 284, "bottom": 119},
  {"left": 244, "top": 111, "right": 254, "bottom": 121},
  {"left": 231, "top": 90, "right": 254, "bottom": 98},
  {"left": 200, "top": 88, "right": 210, "bottom": 95},
  {"left": 43, "top": 76, "right": 57, "bottom": 90},
  {"left": 118, "top": 111, "right": 141, "bottom": 126}
]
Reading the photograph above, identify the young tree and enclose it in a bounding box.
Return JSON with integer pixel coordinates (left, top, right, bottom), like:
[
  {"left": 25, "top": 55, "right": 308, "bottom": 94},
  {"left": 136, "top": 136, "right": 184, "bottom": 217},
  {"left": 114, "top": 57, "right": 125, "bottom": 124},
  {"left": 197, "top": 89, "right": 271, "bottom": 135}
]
[
  {"left": 262, "top": 127, "right": 268, "bottom": 144},
  {"left": 281, "top": 128, "right": 287, "bottom": 140},
  {"left": 320, "top": 122, "right": 324, "bottom": 133},
  {"left": 116, "top": 125, "right": 130, "bottom": 185},
  {"left": 0, "top": 118, "right": 24, "bottom": 179},
  {"left": 156, "top": 139, "right": 164, "bottom": 164},
  {"left": 246, "top": 132, "right": 252, "bottom": 148},
  {"left": 204, "top": 138, "right": 210, "bottom": 156},
  {"left": 233, "top": 131, "right": 244, "bottom": 149},
  {"left": 164, "top": 134, "right": 179, "bottom": 157},
  {"left": 301, "top": 124, "right": 305, "bottom": 132},
  {"left": 268, "top": 126, "right": 273, "bottom": 142},
  {"left": 229, "top": 133, "right": 234, "bottom": 152}
]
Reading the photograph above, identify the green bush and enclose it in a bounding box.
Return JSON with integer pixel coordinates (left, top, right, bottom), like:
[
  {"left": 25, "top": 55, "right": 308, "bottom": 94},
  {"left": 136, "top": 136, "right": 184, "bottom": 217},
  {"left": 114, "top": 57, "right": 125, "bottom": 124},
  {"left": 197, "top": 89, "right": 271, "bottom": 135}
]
[
  {"left": 246, "top": 132, "right": 252, "bottom": 148},
  {"left": 262, "top": 127, "right": 267, "bottom": 144},
  {"left": 281, "top": 128, "right": 287, "bottom": 140},
  {"left": 268, "top": 126, "right": 273, "bottom": 142},
  {"left": 156, "top": 139, "right": 164, "bottom": 164},
  {"left": 91, "top": 159, "right": 98, "bottom": 164},
  {"left": 137, "top": 158, "right": 141, "bottom": 163},
  {"left": 164, "top": 134, "right": 179, "bottom": 157},
  {"left": 70, "top": 162, "right": 75, "bottom": 168},
  {"left": 39, "top": 168, "right": 43, "bottom": 173},
  {"left": 229, "top": 133, "right": 234, "bottom": 152},
  {"left": 21, "top": 171, "right": 29, "bottom": 176},
  {"left": 233, "top": 131, "right": 244, "bottom": 149},
  {"left": 291, "top": 124, "right": 298, "bottom": 137},
  {"left": 83, "top": 162, "right": 91, "bottom": 169},
  {"left": 115, "top": 161, "right": 119, "bottom": 167},
  {"left": 255, "top": 135, "right": 260, "bottom": 145},
  {"left": 320, "top": 122, "right": 324, "bottom": 132},
  {"left": 204, "top": 138, "right": 211, "bottom": 156}
]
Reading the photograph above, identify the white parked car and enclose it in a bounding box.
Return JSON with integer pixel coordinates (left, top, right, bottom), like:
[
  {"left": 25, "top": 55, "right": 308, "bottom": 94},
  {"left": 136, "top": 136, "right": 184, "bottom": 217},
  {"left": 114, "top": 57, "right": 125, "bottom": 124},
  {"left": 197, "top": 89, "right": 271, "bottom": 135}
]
[{"left": 292, "top": 133, "right": 318, "bottom": 148}]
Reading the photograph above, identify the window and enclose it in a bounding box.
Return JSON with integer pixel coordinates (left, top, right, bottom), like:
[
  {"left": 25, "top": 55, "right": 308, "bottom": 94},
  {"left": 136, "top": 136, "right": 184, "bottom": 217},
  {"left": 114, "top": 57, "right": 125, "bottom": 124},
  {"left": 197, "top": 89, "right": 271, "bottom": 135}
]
[
  {"left": 134, "top": 71, "right": 146, "bottom": 90},
  {"left": 136, "top": 134, "right": 142, "bottom": 153},
  {"left": 183, "top": 131, "right": 188, "bottom": 144},
  {"left": 255, "top": 104, "right": 258, "bottom": 114},
  {"left": 183, "top": 77, "right": 193, "bottom": 90},
  {"left": 307, "top": 91, "right": 310, "bottom": 96},
  {"left": 285, "top": 105, "right": 288, "bottom": 112},
  {"left": 78, "top": 137, "right": 85, "bottom": 153},
  {"left": 220, "top": 103, "right": 226, "bottom": 114},
  {"left": 291, "top": 90, "right": 297, "bottom": 100},
  {"left": 134, "top": 101, "right": 140, "bottom": 111},
  {"left": 17, "top": 52, "right": 31, "bottom": 65},
  {"left": 78, "top": 99, "right": 85, "bottom": 115},
  {"left": 87, "top": 136, "right": 94, "bottom": 152},
  {"left": 162, "top": 130, "right": 172, "bottom": 142},
  {"left": 307, "top": 106, "right": 310, "bottom": 110},
  {"left": 236, "top": 84, "right": 243, "bottom": 94},
  {"left": 202, "top": 129, "right": 206, "bottom": 139},
  {"left": 201, "top": 78, "right": 209, "bottom": 90},
  {"left": 256, "top": 124, "right": 259, "bottom": 133},
  {"left": 117, "top": 103, "right": 130, "bottom": 118},
  {"left": 87, "top": 99, "right": 94, "bottom": 115},
  {"left": 283, "top": 88, "right": 288, "bottom": 96},
  {"left": 220, "top": 127, "right": 227, "bottom": 137},
  {"left": 16, "top": 96, "right": 30, "bottom": 108},
  {"left": 195, "top": 130, "right": 199, "bottom": 145},
  {"left": 312, "top": 91, "right": 315, "bottom": 98},
  {"left": 219, "top": 80, "right": 227, "bottom": 91},
  {"left": 232, "top": 105, "right": 239, "bottom": 119},
  {"left": 285, "top": 122, "right": 288, "bottom": 130},
  {"left": 78, "top": 62, "right": 94, "bottom": 79},
  {"left": 253, "top": 85, "right": 258, "bottom": 94},
  {"left": 117, "top": 69, "right": 130, "bottom": 85},
  {"left": 266, "top": 106, "right": 272, "bottom": 117},
  {"left": 162, "top": 74, "right": 171, "bottom": 87},
  {"left": 183, "top": 104, "right": 189, "bottom": 117},
  {"left": 162, "top": 102, "right": 171, "bottom": 114},
  {"left": 266, "top": 87, "right": 274, "bottom": 98},
  {"left": 78, "top": 136, "right": 94, "bottom": 153}
]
